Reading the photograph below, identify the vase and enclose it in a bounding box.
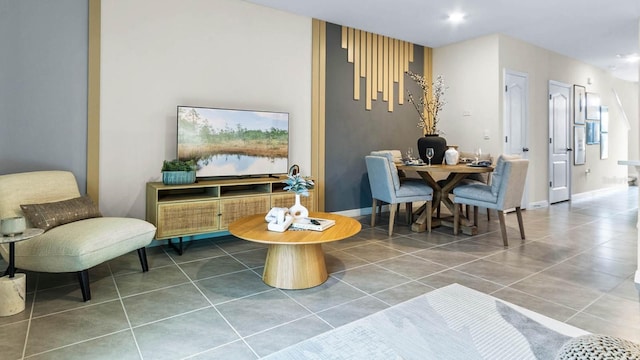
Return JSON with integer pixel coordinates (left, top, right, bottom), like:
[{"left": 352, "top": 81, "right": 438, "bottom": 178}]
[
  {"left": 289, "top": 194, "right": 309, "bottom": 220},
  {"left": 445, "top": 146, "right": 459, "bottom": 165},
  {"left": 417, "top": 135, "right": 447, "bottom": 165}
]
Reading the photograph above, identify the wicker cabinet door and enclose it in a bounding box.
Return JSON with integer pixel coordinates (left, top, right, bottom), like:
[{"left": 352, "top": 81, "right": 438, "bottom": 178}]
[
  {"left": 271, "top": 193, "right": 314, "bottom": 210},
  {"left": 156, "top": 200, "right": 219, "bottom": 238},
  {"left": 220, "top": 195, "right": 270, "bottom": 229}
]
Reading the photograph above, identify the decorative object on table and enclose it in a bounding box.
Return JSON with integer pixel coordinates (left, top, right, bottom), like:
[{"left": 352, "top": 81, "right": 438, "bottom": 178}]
[
  {"left": 573, "top": 85, "right": 586, "bottom": 125},
  {"left": 444, "top": 146, "right": 459, "bottom": 165},
  {"left": 265, "top": 207, "right": 294, "bottom": 232},
  {"left": 291, "top": 217, "right": 336, "bottom": 231},
  {"left": 418, "top": 135, "right": 447, "bottom": 165},
  {"left": 161, "top": 159, "right": 196, "bottom": 185},
  {"left": 574, "top": 126, "right": 586, "bottom": 165},
  {"left": 585, "top": 92, "right": 601, "bottom": 120},
  {"left": 283, "top": 173, "right": 314, "bottom": 220},
  {"left": 405, "top": 71, "right": 447, "bottom": 135},
  {"left": 1, "top": 216, "right": 26, "bottom": 236}
]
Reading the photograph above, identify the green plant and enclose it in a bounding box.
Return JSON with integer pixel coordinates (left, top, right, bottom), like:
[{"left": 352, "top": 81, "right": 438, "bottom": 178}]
[
  {"left": 283, "top": 174, "right": 314, "bottom": 196},
  {"left": 161, "top": 159, "right": 196, "bottom": 172}
]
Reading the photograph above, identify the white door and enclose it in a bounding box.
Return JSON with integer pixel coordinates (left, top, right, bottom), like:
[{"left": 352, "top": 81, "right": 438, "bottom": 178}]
[
  {"left": 504, "top": 70, "right": 529, "bottom": 208},
  {"left": 548, "top": 81, "right": 571, "bottom": 204}
]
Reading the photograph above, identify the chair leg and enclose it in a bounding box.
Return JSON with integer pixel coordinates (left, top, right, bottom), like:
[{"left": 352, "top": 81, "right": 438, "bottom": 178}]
[
  {"left": 137, "top": 247, "right": 149, "bottom": 272},
  {"left": 406, "top": 202, "right": 413, "bottom": 224},
  {"left": 371, "top": 199, "right": 378, "bottom": 227},
  {"left": 473, "top": 206, "right": 479, "bottom": 226},
  {"left": 498, "top": 210, "right": 508, "bottom": 246},
  {"left": 487, "top": 209, "right": 491, "bottom": 221},
  {"left": 426, "top": 200, "right": 432, "bottom": 233},
  {"left": 388, "top": 203, "right": 397, "bottom": 236},
  {"left": 516, "top": 207, "right": 525, "bottom": 239},
  {"left": 77, "top": 270, "right": 91, "bottom": 302},
  {"left": 436, "top": 203, "right": 441, "bottom": 218},
  {"left": 453, "top": 203, "right": 459, "bottom": 235}
]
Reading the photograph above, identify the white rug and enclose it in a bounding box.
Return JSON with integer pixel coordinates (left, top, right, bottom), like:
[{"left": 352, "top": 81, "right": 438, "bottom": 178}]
[{"left": 265, "top": 284, "right": 588, "bottom": 360}]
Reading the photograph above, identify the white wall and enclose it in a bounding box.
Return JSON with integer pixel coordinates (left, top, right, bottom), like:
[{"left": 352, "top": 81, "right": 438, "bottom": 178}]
[
  {"left": 100, "top": 0, "right": 312, "bottom": 218},
  {"left": 434, "top": 34, "right": 638, "bottom": 205}
]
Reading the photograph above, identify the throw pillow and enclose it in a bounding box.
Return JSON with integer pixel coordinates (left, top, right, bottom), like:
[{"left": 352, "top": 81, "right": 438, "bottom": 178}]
[{"left": 20, "top": 196, "right": 102, "bottom": 231}]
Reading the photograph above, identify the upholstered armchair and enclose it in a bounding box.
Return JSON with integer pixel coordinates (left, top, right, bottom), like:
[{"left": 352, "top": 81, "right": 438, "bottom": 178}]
[
  {"left": 0, "top": 171, "right": 156, "bottom": 301},
  {"left": 365, "top": 154, "right": 433, "bottom": 235},
  {"left": 452, "top": 156, "right": 529, "bottom": 246}
]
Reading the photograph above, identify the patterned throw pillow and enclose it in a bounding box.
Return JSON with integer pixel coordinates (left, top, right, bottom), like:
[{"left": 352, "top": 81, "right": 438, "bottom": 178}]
[{"left": 20, "top": 196, "right": 102, "bottom": 231}]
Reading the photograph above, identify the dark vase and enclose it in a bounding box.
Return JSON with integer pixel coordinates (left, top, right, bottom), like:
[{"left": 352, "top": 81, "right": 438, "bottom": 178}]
[{"left": 417, "top": 135, "right": 447, "bottom": 164}]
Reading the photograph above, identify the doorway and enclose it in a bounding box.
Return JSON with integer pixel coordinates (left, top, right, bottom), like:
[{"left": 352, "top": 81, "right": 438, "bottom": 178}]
[
  {"left": 503, "top": 69, "right": 529, "bottom": 208},
  {"left": 548, "top": 81, "right": 572, "bottom": 204}
]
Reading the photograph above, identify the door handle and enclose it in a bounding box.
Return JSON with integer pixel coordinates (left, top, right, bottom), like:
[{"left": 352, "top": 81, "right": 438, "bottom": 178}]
[
  {"left": 566, "top": 148, "right": 573, "bottom": 151},
  {"left": 522, "top": 147, "right": 529, "bottom": 152}
]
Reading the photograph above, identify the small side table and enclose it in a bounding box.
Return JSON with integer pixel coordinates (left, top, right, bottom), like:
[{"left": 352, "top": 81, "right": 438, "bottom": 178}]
[{"left": 0, "top": 228, "right": 43, "bottom": 316}]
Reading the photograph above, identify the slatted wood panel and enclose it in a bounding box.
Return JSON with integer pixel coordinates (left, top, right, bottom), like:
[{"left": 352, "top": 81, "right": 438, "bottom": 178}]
[{"left": 342, "top": 26, "right": 415, "bottom": 111}]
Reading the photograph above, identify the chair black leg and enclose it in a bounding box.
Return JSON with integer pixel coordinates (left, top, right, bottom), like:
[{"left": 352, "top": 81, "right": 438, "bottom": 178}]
[
  {"left": 77, "top": 270, "right": 91, "bottom": 302},
  {"left": 137, "top": 247, "right": 149, "bottom": 272}
]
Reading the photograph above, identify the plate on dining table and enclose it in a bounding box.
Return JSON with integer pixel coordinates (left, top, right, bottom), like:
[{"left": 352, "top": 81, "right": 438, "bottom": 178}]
[{"left": 467, "top": 163, "right": 490, "bottom": 167}]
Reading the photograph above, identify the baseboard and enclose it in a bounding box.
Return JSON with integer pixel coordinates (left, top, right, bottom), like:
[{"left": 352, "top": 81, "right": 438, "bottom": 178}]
[
  {"left": 333, "top": 201, "right": 427, "bottom": 218},
  {"left": 571, "top": 185, "right": 628, "bottom": 201},
  {"left": 528, "top": 200, "right": 549, "bottom": 209}
]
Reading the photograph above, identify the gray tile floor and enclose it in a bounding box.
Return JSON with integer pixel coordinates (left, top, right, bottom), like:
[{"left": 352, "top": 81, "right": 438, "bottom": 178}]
[{"left": 2, "top": 187, "right": 639, "bottom": 359}]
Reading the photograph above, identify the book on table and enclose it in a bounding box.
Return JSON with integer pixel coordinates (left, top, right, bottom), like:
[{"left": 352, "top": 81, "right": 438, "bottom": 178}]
[{"left": 291, "top": 217, "right": 336, "bottom": 231}]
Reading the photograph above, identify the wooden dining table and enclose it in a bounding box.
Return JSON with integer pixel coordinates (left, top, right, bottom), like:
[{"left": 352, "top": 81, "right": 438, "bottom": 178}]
[{"left": 397, "top": 163, "right": 494, "bottom": 235}]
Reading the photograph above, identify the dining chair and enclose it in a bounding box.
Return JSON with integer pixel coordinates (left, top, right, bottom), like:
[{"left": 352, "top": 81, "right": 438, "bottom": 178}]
[
  {"left": 452, "top": 155, "right": 529, "bottom": 246},
  {"left": 365, "top": 154, "right": 433, "bottom": 235}
]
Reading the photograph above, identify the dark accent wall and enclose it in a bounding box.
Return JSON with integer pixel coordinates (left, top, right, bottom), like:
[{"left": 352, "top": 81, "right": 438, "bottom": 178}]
[
  {"left": 0, "top": 0, "right": 88, "bottom": 194},
  {"left": 325, "top": 23, "right": 425, "bottom": 212}
]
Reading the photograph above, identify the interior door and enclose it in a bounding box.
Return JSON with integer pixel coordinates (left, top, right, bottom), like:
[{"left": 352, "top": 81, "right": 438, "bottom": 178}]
[
  {"left": 504, "top": 70, "right": 529, "bottom": 208},
  {"left": 548, "top": 81, "right": 571, "bottom": 204}
]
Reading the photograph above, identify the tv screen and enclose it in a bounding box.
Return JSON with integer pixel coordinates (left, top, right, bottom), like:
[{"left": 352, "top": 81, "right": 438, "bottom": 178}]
[{"left": 177, "top": 106, "right": 289, "bottom": 178}]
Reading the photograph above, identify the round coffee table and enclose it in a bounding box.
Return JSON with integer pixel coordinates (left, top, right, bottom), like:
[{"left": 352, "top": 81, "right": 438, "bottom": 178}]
[{"left": 228, "top": 212, "right": 361, "bottom": 289}]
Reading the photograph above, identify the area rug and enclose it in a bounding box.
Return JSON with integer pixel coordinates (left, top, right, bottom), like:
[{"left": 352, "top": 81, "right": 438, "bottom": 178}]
[{"left": 265, "top": 284, "right": 589, "bottom": 360}]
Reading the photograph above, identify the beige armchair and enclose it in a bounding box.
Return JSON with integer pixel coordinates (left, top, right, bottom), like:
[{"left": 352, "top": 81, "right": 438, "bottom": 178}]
[{"left": 0, "top": 171, "right": 156, "bottom": 301}]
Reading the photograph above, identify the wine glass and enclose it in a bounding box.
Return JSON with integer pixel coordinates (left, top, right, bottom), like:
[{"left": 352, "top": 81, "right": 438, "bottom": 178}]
[
  {"left": 425, "top": 148, "right": 434, "bottom": 166},
  {"left": 406, "top": 147, "right": 414, "bottom": 162},
  {"left": 474, "top": 147, "right": 482, "bottom": 164}
]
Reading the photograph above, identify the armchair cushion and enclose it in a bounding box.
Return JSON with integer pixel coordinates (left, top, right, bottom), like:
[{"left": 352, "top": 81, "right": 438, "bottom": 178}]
[
  {"left": 453, "top": 183, "right": 498, "bottom": 204},
  {"left": 20, "top": 196, "right": 102, "bottom": 232},
  {"left": 0, "top": 217, "right": 156, "bottom": 273},
  {"left": 370, "top": 151, "right": 400, "bottom": 191}
]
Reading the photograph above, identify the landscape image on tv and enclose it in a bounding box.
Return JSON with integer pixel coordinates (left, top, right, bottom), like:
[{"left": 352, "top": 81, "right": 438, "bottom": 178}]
[{"left": 177, "top": 106, "right": 289, "bottom": 178}]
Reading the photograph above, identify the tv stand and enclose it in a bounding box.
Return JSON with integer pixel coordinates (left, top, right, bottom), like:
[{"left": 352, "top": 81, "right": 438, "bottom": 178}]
[{"left": 146, "top": 176, "right": 314, "bottom": 253}]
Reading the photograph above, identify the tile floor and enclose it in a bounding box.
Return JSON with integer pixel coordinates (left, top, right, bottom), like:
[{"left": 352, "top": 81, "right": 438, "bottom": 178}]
[{"left": 1, "top": 187, "right": 639, "bottom": 359}]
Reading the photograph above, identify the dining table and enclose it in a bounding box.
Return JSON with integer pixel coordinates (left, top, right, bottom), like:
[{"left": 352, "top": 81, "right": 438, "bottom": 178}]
[{"left": 397, "top": 162, "right": 494, "bottom": 235}]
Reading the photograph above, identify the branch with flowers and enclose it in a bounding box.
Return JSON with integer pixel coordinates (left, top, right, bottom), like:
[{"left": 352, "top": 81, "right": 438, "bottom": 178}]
[
  {"left": 283, "top": 174, "right": 314, "bottom": 197},
  {"left": 405, "top": 71, "right": 447, "bottom": 135}
]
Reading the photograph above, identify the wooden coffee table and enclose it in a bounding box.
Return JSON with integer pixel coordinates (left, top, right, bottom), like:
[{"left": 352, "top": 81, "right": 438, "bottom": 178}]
[{"left": 228, "top": 212, "right": 361, "bottom": 289}]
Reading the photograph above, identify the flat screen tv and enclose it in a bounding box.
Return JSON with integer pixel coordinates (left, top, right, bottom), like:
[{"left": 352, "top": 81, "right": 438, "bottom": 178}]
[{"left": 177, "top": 106, "right": 289, "bottom": 178}]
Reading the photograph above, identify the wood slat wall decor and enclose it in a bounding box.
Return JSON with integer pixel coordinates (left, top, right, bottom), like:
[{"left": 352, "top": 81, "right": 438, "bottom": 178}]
[{"left": 341, "top": 26, "right": 415, "bottom": 111}]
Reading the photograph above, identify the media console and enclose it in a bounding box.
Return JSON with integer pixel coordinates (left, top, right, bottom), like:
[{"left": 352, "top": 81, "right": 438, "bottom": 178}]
[{"left": 146, "top": 176, "right": 314, "bottom": 254}]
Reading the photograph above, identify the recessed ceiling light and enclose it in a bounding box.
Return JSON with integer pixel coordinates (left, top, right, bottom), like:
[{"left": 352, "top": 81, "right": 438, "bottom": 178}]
[{"left": 447, "top": 12, "right": 465, "bottom": 24}]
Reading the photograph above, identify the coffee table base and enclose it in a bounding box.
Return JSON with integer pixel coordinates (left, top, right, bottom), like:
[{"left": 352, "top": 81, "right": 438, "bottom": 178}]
[{"left": 263, "top": 243, "right": 328, "bottom": 289}]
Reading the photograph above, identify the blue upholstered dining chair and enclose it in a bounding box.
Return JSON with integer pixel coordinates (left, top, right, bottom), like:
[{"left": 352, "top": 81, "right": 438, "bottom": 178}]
[
  {"left": 365, "top": 154, "right": 433, "bottom": 235},
  {"left": 452, "top": 155, "right": 529, "bottom": 246}
]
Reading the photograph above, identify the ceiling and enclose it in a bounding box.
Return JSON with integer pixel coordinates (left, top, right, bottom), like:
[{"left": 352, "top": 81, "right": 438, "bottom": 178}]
[{"left": 244, "top": 0, "right": 640, "bottom": 82}]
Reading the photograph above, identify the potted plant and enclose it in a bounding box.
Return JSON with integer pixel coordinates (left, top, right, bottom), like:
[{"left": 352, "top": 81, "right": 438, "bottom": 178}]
[
  {"left": 161, "top": 159, "right": 197, "bottom": 185},
  {"left": 283, "top": 174, "right": 314, "bottom": 219}
]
